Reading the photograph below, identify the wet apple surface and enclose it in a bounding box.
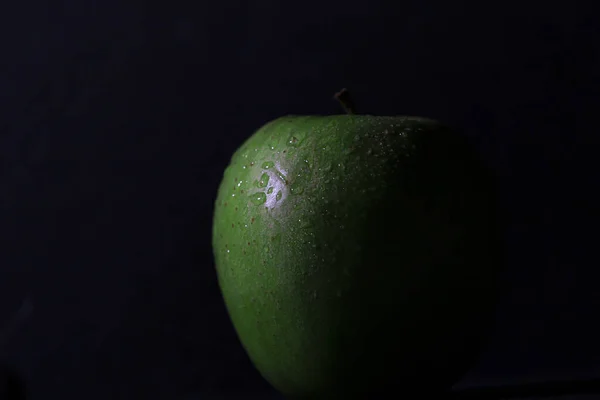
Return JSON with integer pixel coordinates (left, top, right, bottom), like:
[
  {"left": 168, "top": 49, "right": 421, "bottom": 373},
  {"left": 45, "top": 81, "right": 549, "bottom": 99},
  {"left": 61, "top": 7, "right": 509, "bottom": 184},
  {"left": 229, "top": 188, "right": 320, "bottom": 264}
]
[{"left": 212, "top": 114, "right": 503, "bottom": 399}]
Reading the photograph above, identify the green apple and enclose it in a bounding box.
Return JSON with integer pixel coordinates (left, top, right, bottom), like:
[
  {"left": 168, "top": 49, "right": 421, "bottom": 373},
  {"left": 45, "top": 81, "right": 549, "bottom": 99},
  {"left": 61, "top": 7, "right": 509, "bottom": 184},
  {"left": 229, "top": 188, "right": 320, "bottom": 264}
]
[{"left": 212, "top": 91, "right": 503, "bottom": 399}]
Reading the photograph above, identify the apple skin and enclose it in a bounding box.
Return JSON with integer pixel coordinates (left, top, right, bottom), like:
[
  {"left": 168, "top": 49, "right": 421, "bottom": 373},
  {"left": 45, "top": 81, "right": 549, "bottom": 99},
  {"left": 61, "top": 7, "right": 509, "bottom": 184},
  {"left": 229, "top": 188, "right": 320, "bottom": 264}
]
[{"left": 212, "top": 115, "right": 503, "bottom": 399}]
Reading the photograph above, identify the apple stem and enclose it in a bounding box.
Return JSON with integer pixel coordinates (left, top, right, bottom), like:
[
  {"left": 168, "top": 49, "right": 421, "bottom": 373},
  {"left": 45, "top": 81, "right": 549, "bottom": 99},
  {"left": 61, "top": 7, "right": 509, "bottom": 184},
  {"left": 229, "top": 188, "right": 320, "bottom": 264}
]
[{"left": 334, "top": 88, "right": 356, "bottom": 115}]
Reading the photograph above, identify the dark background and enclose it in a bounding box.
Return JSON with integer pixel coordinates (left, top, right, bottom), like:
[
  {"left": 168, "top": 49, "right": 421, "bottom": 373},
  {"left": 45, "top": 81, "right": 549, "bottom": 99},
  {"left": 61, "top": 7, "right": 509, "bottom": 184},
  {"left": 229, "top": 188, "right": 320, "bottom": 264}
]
[{"left": 0, "top": 1, "right": 598, "bottom": 399}]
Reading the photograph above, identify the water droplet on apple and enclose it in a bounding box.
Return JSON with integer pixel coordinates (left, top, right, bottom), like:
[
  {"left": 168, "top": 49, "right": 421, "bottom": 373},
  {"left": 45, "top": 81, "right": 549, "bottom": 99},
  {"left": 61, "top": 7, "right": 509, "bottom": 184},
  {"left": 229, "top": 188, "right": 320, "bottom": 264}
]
[
  {"left": 257, "top": 173, "right": 270, "bottom": 188},
  {"left": 267, "top": 187, "right": 274, "bottom": 194},
  {"left": 275, "top": 191, "right": 283, "bottom": 201},
  {"left": 287, "top": 136, "right": 300, "bottom": 147},
  {"left": 298, "top": 218, "right": 312, "bottom": 229},
  {"left": 250, "top": 192, "right": 267, "bottom": 205},
  {"left": 266, "top": 135, "right": 278, "bottom": 149},
  {"left": 290, "top": 183, "right": 304, "bottom": 195},
  {"left": 262, "top": 161, "right": 275, "bottom": 169},
  {"left": 276, "top": 170, "right": 287, "bottom": 182}
]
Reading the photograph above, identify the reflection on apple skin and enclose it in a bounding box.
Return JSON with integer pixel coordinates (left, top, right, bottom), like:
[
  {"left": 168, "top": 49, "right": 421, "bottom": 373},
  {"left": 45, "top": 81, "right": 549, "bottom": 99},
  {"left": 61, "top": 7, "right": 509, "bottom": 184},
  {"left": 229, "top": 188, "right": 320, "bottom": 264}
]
[{"left": 264, "top": 161, "right": 288, "bottom": 210}]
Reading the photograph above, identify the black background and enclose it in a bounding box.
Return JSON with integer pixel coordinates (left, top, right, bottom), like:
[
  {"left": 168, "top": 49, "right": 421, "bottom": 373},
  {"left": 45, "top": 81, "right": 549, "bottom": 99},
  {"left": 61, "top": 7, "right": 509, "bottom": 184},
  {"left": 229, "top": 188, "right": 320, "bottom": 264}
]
[{"left": 0, "top": 1, "right": 598, "bottom": 399}]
